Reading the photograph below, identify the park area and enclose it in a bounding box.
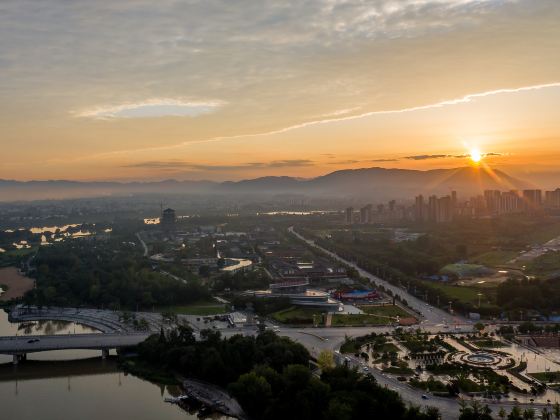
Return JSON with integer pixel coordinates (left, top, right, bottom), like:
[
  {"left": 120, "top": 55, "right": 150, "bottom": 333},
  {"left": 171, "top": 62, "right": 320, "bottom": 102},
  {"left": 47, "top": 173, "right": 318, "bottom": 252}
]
[
  {"left": 271, "top": 304, "right": 414, "bottom": 326},
  {"left": 0, "top": 267, "right": 34, "bottom": 301}
]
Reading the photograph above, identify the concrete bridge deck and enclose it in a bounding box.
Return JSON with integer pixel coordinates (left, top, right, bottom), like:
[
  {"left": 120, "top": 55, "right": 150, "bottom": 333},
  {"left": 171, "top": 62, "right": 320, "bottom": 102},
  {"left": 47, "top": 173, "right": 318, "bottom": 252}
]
[{"left": 0, "top": 333, "right": 151, "bottom": 363}]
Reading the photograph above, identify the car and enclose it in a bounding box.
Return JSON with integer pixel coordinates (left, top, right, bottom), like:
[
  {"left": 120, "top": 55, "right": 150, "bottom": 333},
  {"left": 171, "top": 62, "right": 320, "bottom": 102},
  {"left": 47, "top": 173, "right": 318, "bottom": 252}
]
[
  {"left": 363, "top": 367, "right": 369, "bottom": 372},
  {"left": 421, "top": 395, "right": 429, "bottom": 400},
  {"left": 27, "top": 338, "right": 40, "bottom": 343}
]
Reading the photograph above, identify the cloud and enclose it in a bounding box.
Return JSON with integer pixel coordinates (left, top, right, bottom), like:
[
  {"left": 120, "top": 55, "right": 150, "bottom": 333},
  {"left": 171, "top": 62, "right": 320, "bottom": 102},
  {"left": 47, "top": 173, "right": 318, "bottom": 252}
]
[
  {"left": 405, "top": 154, "right": 449, "bottom": 160},
  {"left": 405, "top": 152, "right": 502, "bottom": 160},
  {"left": 1, "top": 0, "right": 559, "bottom": 178},
  {"left": 326, "top": 158, "right": 399, "bottom": 165},
  {"left": 124, "top": 159, "right": 314, "bottom": 171},
  {"left": 76, "top": 99, "right": 224, "bottom": 119}
]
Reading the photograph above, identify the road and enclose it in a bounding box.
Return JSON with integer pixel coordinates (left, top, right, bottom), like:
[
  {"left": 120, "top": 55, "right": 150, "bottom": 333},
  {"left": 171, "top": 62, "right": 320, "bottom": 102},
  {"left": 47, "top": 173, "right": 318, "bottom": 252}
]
[
  {"left": 136, "top": 232, "right": 148, "bottom": 257},
  {"left": 9, "top": 306, "right": 165, "bottom": 333},
  {"left": 0, "top": 333, "right": 150, "bottom": 354},
  {"left": 288, "top": 226, "right": 462, "bottom": 326}
]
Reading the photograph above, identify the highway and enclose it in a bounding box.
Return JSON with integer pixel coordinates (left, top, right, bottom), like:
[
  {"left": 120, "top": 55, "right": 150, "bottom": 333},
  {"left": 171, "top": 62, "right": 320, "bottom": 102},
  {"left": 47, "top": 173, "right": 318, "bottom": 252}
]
[{"left": 288, "top": 226, "right": 462, "bottom": 326}]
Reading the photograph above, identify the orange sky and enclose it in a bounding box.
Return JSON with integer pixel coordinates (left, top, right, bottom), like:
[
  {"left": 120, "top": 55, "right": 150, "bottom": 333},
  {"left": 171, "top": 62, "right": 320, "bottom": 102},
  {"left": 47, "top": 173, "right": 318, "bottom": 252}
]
[{"left": 1, "top": 1, "right": 559, "bottom": 182}]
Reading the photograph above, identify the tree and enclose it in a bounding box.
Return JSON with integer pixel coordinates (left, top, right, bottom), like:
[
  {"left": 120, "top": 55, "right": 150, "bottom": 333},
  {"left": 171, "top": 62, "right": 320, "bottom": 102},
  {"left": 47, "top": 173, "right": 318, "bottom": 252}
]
[
  {"left": 522, "top": 408, "right": 536, "bottom": 420},
  {"left": 459, "top": 400, "right": 492, "bottom": 420},
  {"left": 424, "top": 406, "right": 441, "bottom": 420},
  {"left": 228, "top": 372, "right": 272, "bottom": 418},
  {"left": 317, "top": 350, "right": 335, "bottom": 372},
  {"left": 498, "top": 408, "right": 507, "bottom": 419},
  {"left": 508, "top": 406, "right": 522, "bottom": 420},
  {"left": 553, "top": 402, "right": 560, "bottom": 420},
  {"left": 324, "top": 398, "right": 352, "bottom": 420},
  {"left": 474, "top": 322, "right": 485, "bottom": 333},
  {"left": 198, "top": 265, "right": 211, "bottom": 277}
]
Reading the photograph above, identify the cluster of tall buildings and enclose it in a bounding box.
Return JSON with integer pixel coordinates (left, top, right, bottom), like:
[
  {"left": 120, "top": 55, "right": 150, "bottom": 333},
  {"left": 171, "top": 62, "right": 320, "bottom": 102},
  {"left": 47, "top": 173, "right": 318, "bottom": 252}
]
[
  {"left": 416, "top": 188, "right": 560, "bottom": 222},
  {"left": 414, "top": 192, "right": 457, "bottom": 223},
  {"left": 345, "top": 200, "right": 406, "bottom": 224},
  {"left": 344, "top": 188, "right": 560, "bottom": 225},
  {"left": 475, "top": 188, "right": 560, "bottom": 217}
]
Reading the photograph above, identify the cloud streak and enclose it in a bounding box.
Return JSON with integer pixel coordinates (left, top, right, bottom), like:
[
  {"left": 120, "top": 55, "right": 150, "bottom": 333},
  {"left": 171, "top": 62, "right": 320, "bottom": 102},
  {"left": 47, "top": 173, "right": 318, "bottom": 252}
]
[
  {"left": 85, "top": 82, "right": 558, "bottom": 160},
  {"left": 405, "top": 152, "right": 502, "bottom": 160},
  {"left": 124, "top": 159, "right": 314, "bottom": 171},
  {"left": 76, "top": 98, "right": 225, "bottom": 119}
]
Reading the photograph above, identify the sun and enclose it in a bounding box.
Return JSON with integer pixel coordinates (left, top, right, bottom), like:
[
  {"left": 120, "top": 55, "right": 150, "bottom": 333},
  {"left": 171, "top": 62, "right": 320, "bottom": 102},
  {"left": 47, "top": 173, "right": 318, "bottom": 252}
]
[{"left": 469, "top": 148, "right": 482, "bottom": 164}]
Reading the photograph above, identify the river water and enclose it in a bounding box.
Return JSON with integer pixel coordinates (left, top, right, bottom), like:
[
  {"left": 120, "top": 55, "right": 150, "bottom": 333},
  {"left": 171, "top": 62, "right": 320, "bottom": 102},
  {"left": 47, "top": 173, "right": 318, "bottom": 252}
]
[{"left": 0, "top": 311, "right": 206, "bottom": 420}]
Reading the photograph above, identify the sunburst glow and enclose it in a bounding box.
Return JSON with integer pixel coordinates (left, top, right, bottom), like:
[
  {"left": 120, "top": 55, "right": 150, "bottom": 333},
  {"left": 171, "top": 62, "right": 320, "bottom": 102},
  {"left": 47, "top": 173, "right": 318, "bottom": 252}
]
[{"left": 469, "top": 149, "right": 482, "bottom": 164}]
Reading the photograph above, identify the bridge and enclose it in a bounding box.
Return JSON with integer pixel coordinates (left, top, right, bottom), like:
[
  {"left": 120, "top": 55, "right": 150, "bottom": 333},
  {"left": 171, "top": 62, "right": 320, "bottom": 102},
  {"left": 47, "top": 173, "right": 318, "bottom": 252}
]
[
  {"left": 8, "top": 305, "right": 164, "bottom": 333},
  {"left": 0, "top": 332, "right": 151, "bottom": 364}
]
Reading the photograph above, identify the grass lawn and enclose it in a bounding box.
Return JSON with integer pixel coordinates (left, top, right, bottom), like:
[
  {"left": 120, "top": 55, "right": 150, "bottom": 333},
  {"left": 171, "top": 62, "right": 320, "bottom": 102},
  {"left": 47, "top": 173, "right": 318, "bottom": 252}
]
[
  {"left": 358, "top": 305, "right": 410, "bottom": 318},
  {"left": 471, "top": 250, "right": 519, "bottom": 266},
  {"left": 422, "top": 281, "right": 498, "bottom": 309},
  {"left": 159, "top": 301, "right": 227, "bottom": 315},
  {"left": 383, "top": 366, "right": 414, "bottom": 375},
  {"left": 528, "top": 372, "right": 560, "bottom": 383},
  {"left": 527, "top": 221, "right": 560, "bottom": 244},
  {"left": 332, "top": 314, "right": 395, "bottom": 326},
  {"left": 271, "top": 307, "right": 323, "bottom": 324},
  {"left": 527, "top": 251, "right": 560, "bottom": 276},
  {"left": 374, "top": 343, "right": 400, "bottom": 353},
  {"left": 470, "top": 339, "right": 506, "bottom": 348}
]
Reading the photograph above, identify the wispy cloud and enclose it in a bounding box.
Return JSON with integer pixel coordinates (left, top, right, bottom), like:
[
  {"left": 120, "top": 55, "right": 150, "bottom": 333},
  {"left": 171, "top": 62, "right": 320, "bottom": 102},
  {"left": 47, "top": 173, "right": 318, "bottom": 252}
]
[
  {"left": 405, "top": 152, "right": 502, "bottom": 161},
  {"left": 124, "top": 159, "right": 314, "bottom": 171},
  {"left": 405, "top": 154, "right": 450, "bottom": 160},
  {"left": 76, "top": 98, "right": 225, "bottom": 119},
  {"left": 80, "top": 82, "right": 559, "bottom": 160}
]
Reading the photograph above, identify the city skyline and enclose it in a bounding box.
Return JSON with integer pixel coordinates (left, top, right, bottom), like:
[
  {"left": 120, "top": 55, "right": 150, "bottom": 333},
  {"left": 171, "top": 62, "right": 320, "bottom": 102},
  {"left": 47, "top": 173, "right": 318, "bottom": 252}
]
[{"left": 1, "top": 1, "right": 560, "bottom": 181}]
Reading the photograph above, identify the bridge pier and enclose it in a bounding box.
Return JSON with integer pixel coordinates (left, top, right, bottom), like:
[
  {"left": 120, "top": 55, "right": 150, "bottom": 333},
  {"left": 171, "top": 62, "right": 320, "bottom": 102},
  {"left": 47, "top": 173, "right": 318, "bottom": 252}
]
[
  {"left": 101, "top": 348, "right": 109, "bottom": 359},
  {"left": 12, "top": 353, "right": 26, "bottom": 365}
]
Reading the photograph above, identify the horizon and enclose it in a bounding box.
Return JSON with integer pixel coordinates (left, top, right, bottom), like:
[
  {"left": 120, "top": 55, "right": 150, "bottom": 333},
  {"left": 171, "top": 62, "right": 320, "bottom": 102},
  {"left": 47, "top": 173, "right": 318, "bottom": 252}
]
[{"left": 0, "top": 164, "right": 542, "bottom": 183}]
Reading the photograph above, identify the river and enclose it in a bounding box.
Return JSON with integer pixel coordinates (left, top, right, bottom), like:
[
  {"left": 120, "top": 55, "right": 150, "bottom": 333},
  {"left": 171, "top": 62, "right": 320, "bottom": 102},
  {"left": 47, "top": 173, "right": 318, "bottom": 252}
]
[{"left": 0, "top": 310, "right": 218, "bottom": 419}]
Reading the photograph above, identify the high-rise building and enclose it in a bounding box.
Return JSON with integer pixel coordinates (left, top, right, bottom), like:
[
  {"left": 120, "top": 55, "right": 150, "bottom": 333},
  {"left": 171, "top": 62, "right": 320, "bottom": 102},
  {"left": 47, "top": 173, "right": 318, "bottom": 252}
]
[
  {"left": 345, "top": 207, "right": 354, "bottom": 224},
  {"left": 359, "top": 205, "right": 370, "bottom": 224},
  {"left": 484, "top": 190, "right": 502, "bottom": 215},
  {"left": 501, "top": 190, "right": 523, "bottom": 214},
  {"left": 161, "top": 208, "right": 176, "bottom": 231},
  {"left": 545, "top": 189, "right": 560, "bottom": 208},
  {"left": 523, "top": 189, "right": 543, "bottom": 212},
  {"left": 428, "top": 195, "right": 438, "bottom": 222},
  {"left": 436, "top": 196, "right": 453, "bottom": 223},
  {"left": 414, "top": 195, "right": 425, "bottom": 222},
  {"left": 365, "top": 204, "right": 373, "bottom": 223}
]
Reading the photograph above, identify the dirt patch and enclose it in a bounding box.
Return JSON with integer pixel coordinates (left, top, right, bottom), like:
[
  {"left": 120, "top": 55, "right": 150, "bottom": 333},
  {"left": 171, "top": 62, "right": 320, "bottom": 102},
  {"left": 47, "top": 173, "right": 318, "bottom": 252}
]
[{"left": 0, "top": 267, "right": 34, "bottom": 301}]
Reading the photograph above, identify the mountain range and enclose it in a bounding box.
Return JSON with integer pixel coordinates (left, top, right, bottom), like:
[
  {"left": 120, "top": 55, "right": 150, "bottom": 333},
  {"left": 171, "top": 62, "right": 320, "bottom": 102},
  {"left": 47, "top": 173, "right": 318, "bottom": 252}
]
[{"left": 0, "top": 166, "right": 532, "bottom": 202}]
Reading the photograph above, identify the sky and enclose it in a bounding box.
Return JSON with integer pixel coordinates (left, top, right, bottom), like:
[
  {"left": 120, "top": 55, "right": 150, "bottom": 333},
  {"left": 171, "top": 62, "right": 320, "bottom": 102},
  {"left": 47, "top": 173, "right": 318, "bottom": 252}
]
[{"left": 1, "top": 0, "right": 559, "bottom": 182}]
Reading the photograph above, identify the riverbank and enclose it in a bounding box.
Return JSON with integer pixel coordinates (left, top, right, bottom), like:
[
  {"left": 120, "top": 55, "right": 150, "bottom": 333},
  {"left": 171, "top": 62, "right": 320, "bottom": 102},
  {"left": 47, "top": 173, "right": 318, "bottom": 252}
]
[
  {"left": 182, "top": 378, "right": 247, "bottom": 420},
  {"left": 0, "top": 267, "right": 34, "bottom": 301},
  {"left": 120, "top": 358, "right": 178, "bottom": 385}
]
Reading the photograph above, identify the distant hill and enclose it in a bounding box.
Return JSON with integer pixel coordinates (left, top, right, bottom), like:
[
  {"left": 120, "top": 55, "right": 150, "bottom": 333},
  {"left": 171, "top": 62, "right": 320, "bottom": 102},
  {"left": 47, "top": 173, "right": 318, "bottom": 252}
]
[
  {"left": 0, "top": 166, "right": 531, "bottom": 202},
  {"left": 216, "top": 166, "right": 530, "bottom": 198}
]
